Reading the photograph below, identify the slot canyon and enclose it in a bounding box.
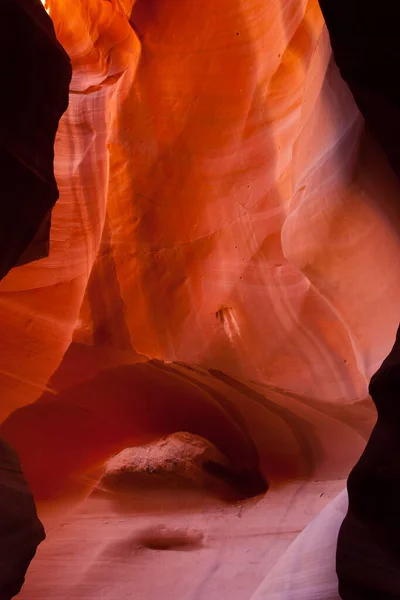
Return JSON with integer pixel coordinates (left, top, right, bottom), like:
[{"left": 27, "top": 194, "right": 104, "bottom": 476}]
[{"left": 2, "top": 0, "right": 400, "bottom": 598}]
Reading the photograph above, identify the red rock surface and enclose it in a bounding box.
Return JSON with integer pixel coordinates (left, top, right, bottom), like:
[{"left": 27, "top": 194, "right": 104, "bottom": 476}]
[{"left": 2, "top": 0, "right": 400, "bottom": 598}]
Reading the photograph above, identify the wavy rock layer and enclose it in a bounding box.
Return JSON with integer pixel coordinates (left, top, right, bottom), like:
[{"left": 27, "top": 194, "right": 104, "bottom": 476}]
[
  {"left": 2, "top": 0, "right": 400, "bottom": 599},
  {"left": 14, "top": 343, "right": 375, "bottom": 600},
  {"left": 3, "top": 0, "right": 400, "bottom": 425}
]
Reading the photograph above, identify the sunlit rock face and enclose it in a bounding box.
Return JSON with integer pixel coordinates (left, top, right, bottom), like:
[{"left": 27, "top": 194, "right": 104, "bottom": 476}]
[
  {"left": 2, "top": 0, "right": 400, "bottom": 599},
  {"left": 3, "top": 0, "right": 400, "bottom": 425}
]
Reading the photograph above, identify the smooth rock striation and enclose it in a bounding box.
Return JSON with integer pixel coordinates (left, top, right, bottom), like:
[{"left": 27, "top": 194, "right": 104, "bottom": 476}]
[{"left": 1, "top": 1, "right": 400, "bottom": 599}]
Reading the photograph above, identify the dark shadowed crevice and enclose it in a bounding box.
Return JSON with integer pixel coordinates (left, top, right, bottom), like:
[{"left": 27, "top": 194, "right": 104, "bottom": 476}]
[
  {"left": 0, "top": 0, "right": 71, "bottom": 281},
  {"left": 319, "top": 4, "right": 400, "bottom": 597},
  {"left": 0, "top": 1, "right": 71, "bottom": 597}
]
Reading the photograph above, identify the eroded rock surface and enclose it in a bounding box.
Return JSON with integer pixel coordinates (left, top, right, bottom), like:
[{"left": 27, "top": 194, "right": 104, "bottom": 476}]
[{"left": 1, "top": 1, "right": 400, "bottom": 599}]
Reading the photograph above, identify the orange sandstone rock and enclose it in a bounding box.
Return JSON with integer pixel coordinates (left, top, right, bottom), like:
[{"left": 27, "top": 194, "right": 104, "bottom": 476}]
[{"left": 3, "top": 0, "right": 400, "bottom": 599}]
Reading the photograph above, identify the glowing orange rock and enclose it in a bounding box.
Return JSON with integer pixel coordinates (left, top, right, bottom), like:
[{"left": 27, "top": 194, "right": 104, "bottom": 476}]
[
  {"left": 3, "top": 0, "right": 399, "bottom": 423},
  {"left": 3, "top": 0, "right": 400, "bottom": 598}
]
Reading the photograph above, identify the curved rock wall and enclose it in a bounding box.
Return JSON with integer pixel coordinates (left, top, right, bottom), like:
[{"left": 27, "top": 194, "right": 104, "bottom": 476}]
[
  {"left": 2, "top": 0, "right": 400, "bottom": 426},
  {"left": 2, "top": 1, "right": 400, "bottom": 599}
]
